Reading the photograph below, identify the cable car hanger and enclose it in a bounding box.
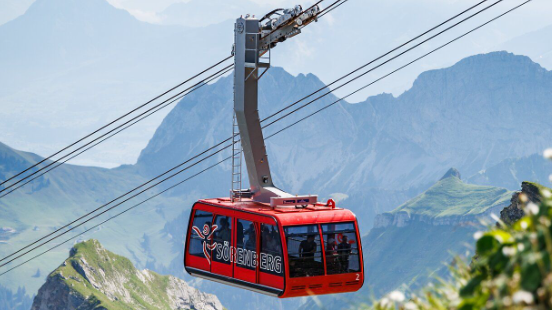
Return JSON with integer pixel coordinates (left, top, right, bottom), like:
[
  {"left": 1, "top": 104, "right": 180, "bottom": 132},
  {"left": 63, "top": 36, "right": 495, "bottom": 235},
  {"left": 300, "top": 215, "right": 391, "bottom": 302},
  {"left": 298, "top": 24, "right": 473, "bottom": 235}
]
[
  {"left": 185, "top": 2, "right": 364, "bottom": 299},
  {"left": 231, "top": 3, "right": 322, "bottom": 208}
]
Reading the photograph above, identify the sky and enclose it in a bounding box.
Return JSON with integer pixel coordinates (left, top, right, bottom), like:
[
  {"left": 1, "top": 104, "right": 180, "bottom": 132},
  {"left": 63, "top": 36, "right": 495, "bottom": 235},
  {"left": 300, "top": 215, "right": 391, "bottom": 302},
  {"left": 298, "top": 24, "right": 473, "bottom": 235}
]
[{"left": 0, "top": 0, "right": 551, "bottom": 168}]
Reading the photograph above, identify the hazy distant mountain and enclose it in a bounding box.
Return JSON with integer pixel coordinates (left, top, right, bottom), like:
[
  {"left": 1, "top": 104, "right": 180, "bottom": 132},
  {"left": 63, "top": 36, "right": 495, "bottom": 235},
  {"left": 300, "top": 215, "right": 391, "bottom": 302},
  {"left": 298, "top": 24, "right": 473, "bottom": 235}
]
[
  {"left": 363, "top": 173, "right": 511, "bottom": 296},
  {"left": 0, "top": 142, "right": 186, "bottom": 298},
  {"left": 2, "top": 51, "right": 551, "bottom": 309},
  {"left": 159, "top": 0, "right": 257, "bottom": 27},
  {"left": 0, "top": 0, "right": 34, "bottom": 25},
  {"left": 2, "top": 0, "right": 552, "bottom": 169},
  {"left": 137, "top": 51, "right": 552, "bottom": 228},
  {"left": 0, "top": 284, "right": 32, "bottom": 310},
  {"left": 0, "top": 0, "right": 233, "bottom": 167},
  {"left": 501, "top": 24, "right": 552, "bottom": 70},
  {"left": 468, "top": 153, "right": 552, "bottom": 190}
]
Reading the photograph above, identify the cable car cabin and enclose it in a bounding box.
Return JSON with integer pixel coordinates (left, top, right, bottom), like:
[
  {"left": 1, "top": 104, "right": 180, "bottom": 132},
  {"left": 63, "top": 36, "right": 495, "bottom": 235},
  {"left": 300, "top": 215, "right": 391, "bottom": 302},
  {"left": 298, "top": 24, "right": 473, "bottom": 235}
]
[{"left": 184, "top": 198, "right": 364, "bottom": 298}]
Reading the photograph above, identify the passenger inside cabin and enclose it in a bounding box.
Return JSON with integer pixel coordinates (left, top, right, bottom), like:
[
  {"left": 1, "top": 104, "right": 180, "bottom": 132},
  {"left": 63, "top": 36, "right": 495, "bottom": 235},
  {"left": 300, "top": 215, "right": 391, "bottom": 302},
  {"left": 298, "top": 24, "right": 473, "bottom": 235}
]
[
  {"left": 217, "top": 218, "right": 231, "bottom": 242},
  {"left": 268, "top": 226, "right": 279, "bottom": 252},
  {"left": 237, "top": 221, "right": 244, "bottom": 246},
  {"left": 245, "top": 224, "right": 256, "bottom": 250},
  {"left": 299, "top": 235, "right": 317, "bottom": 262},
  {"left": 326, "top": 234, "right": 338, "bottom": 272},
  {"left": 262, "top": 226, "right": 273, "bottom": 251},
  {"left": 337, "top": 235, "right": 351, "bottom": 272}
]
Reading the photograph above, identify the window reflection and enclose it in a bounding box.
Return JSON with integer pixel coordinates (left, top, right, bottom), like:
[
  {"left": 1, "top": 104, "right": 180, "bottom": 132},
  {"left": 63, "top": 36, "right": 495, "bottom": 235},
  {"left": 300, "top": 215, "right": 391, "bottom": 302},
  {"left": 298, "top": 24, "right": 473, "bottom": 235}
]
[
  {"left": 236, "top": 219, "right": 257, "bottom": 270},
  {"left": 284, "top": 225, "right": 324, "bottom": 278},
  {"left": 321, "top": 222, "right": 360, "bottom": 274},
  {"left": 260, "top": 224, "right": 284, "bottom": 276},
  {"left": 212, "top": 215, "right": 232, "bottom": 264},
  {"left": 189, "top": 210, "right": 213, "bottom": 259}
]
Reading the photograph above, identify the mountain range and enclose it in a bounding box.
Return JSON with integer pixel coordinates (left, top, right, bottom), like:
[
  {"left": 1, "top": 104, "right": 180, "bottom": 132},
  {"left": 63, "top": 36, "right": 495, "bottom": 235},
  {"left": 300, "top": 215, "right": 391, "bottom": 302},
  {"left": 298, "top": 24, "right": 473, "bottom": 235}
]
[
  {"left": 134, "top": 51, "right": 552, "bottom": 228},
  {"left": 0, "top": 0, "right": 232, "bottom": 167},
  {"left": 0, "top": 51, "right": 551, "bottom": 310},
  {"left": 1, "top": 0, "right": 552, "bottom": 169}
]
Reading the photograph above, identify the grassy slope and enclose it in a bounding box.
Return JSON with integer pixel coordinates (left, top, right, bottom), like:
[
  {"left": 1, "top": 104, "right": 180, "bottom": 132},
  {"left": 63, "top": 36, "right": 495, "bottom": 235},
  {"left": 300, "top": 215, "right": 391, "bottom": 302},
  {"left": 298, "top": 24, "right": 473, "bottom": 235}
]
[
  {"left": 50, "top": 240, "right": 175, "bottom": 310},
  {"left": 0, "top": 143, "right": 187, "bottom": 294},
  {"left": 391, "top": 176, "right": 512, "bottom": 217}
]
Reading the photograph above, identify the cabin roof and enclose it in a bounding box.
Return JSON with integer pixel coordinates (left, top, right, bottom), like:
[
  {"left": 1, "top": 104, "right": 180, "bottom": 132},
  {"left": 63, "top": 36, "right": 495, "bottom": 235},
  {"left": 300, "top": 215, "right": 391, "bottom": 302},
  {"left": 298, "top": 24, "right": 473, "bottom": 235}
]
[{"left": 198, "top": 198, "right": 357, "bottom": 226}]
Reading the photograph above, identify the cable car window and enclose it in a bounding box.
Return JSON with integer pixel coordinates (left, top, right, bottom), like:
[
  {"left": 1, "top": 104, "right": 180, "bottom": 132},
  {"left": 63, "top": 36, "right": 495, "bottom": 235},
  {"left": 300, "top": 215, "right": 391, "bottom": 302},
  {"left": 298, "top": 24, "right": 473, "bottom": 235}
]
[
  {"left": 321, "top": 222, "right": 361, "bottom": 275},
  {"left": 212, "top": 215, "right": 232, "bottom": 265},
  {"left": 260, "top": 224, "right": 283, "bottom": 276},
  {"left": 284, "top": 225, "right": 324, "bottom": 278},
  {"left": 189, "top": 210, "right": 214, "bottom": 259},
  {"left": 236, "top": 219, "right": 257, "bottom": 270}
]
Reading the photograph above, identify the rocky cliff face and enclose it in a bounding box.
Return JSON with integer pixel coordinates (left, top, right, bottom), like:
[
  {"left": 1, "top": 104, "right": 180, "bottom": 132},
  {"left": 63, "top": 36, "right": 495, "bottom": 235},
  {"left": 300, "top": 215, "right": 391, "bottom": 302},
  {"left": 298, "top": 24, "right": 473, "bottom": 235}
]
[
  {"left": 500, "top": 182, "right": 547, "bottom": 225},
  {"left": 31, "top": 240, "right": 223, "bottom": 310}
]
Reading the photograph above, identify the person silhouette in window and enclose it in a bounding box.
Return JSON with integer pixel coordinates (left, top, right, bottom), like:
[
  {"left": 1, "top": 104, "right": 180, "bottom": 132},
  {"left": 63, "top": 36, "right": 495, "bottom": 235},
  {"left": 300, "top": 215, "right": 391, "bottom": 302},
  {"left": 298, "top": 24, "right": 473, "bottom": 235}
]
[
  {"left": 245, "top": 224, "right": 256, "bottom": 250},
  {"left": 326, "top": 234, "right": 338, "bottom": 273},
  {"left": 337, "top": 235, "right": 352, "bottom": 272},
  {"left": 299, "top": 235, "right": 317, "bottom": 275},
  {"left": 217, "top": 218, "right": 231, "bottom": 243},
  {"left": 299, "top": 235, "right": 316, "bottom": 260},
  {"left": 237, "top": 221, "right": 244, "bottom": 247}
]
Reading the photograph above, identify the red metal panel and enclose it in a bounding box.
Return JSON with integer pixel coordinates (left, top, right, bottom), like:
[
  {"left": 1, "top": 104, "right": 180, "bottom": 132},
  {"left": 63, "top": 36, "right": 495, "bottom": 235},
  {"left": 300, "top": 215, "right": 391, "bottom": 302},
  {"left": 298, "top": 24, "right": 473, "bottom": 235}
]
[
  {"left": 185, "top": 254, "right": 211, "bottom": 271},
  {"left": 260, "top": 272, "right": 284, "bottom": 289},
  {"left": 276, "top": 210, "right": 357, "bottom": 226},
  {"left": 234, "top": 265, "right": 256, "bottom": 283},
  {"left": 281, "top": 272, "right": 363, "bottom": 298}
]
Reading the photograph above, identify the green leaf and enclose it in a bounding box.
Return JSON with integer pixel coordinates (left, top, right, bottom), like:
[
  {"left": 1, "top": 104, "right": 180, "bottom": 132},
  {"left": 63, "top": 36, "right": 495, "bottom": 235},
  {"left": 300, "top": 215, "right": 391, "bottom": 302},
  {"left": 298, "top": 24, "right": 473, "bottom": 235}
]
[
  {"left": 521, "top": 263, "right": 541, "bottom": 291},
  {"left": 514, "top": 217, "right": 533, "bottom": 231},
  {"left": 460, "top": 274, "right": 484, "bottom": 297},
  {"left": 476, "top": 235, "right": 499, "bottom": 256}
]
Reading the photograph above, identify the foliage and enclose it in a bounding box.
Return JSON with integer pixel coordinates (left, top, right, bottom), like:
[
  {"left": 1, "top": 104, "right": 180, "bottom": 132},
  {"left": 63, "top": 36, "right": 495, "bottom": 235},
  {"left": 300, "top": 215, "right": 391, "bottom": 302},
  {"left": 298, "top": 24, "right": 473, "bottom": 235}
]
[{"left": 360, "top": 184, "right": 552, "bottom": 310}]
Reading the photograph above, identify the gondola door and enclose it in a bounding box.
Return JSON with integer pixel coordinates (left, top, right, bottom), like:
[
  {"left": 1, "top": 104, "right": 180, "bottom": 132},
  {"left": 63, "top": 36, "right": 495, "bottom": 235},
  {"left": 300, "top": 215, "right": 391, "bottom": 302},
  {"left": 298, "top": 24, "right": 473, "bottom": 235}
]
[
  {"left": 211, "top": 213, "right": 233, "bottom": 278},
  {"left": 233, "top": 217, "right": 258, "bottom": 283},
  {"left": 186, "top": 208, "right": 215, "bottom": 272}
]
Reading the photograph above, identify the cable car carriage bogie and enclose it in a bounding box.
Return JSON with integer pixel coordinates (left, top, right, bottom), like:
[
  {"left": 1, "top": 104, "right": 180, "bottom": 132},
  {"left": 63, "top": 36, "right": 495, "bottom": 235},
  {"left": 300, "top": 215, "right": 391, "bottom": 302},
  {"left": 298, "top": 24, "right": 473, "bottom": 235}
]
[{"left": 184, "top": 4, "right": 364, "bottom": 298}]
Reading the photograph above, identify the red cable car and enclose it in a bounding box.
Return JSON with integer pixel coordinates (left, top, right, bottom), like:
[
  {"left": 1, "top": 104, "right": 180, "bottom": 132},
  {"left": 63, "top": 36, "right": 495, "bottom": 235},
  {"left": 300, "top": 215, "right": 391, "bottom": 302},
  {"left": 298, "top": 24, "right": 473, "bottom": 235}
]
[
  {"left": 184, "top": 198, "right": 364, "bottom": 298},
  {"left": 184, "top": 8, "right": 364, "bottom": 298}
]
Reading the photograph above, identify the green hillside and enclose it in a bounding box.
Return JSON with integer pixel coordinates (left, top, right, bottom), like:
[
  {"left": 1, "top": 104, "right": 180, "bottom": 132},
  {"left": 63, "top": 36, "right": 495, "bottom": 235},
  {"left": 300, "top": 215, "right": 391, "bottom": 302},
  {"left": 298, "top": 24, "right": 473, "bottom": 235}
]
[
  {"left": 362, "top": 183, "right": 552, "bottom": 309},
  {"left": 0, "top": 142, "right": 190, "bottom": 294},
  {"left": 365, "top": 172, "right": 513, "bottom": 295},
  {"left": 391, "top": 170, "right": 512, "bottom": 217},
  {"left": 31, "top": 240, "right": 222, "bottom": 310}
]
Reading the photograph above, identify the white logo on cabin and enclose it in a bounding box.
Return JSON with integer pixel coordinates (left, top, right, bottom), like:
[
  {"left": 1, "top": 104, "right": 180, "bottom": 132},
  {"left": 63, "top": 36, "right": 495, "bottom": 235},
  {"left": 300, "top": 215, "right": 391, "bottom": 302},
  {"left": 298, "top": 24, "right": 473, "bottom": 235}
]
[
  {"left": 192, "top": 224, "right": 218, "bottom": 265},
  {"left": 192, "top": 225, "right": 283, "bottom": 273}
]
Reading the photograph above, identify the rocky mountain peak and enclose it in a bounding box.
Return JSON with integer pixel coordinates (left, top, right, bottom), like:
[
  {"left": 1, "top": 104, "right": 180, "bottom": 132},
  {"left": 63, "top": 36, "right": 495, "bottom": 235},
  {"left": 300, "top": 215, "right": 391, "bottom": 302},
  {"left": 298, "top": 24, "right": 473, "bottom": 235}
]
[
  {"left": 440, "top": 168, "right": 461, "bottom": 181},
  {"left": 31, "top": 239, "right": 223, "bottom": 310}
]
